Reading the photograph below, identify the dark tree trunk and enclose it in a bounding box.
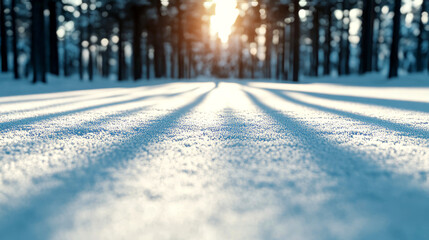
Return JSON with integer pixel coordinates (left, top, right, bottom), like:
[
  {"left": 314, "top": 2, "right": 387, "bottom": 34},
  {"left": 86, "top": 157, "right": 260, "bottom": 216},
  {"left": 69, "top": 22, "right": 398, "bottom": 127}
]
[
  {"left": 388, "top": 0, "right": 401, "bottom": 79},
  {"left": 87, "top": 24, "right": 93, "bottom": 80},
  {"left": 177, "top": 1, "right": 185, "bottom": 79},
  {"left": 251, "top": 54, "right": 256, "bottom": 79},
  {"left": 154, "top": 3, "right": 166, "bottom": 78},
  {"left": 311, "top": 7, "right": 320, "bottom": 77},
  {"left": 0, "top": 0, "right": 8, "bottom": 72},
  {"left": 280, "top": 25, "right": 286, "bottom": 80},
  {"left": 323, "top": 7, "right": 332, "bottom": 76},
  {"left": 102, "top": 44, "right": 110, "bottom": 78},
  {"left": 360, "top": 0, "right": 375, "bottom": 74},
  {"left": 48, "top": 0, "right": 59, "bottom": 75},
  {"left": 79, "top": 35, "right": 83, "bottom": 79},
  {"left": 170, "top": 37, "right": 175, "bottom": 78},
  {"left": 145, "top": 36, "right": 151, "bottom": 80},
  {"left": 288, "top": 24, "right": 294, "bottom": 80},
  {"left": 338, "top": 3, "right": 345, "bottom": 75},
  {"left": 187, "top": 41, "right": 192, "bottom": 79},
  {"left": 275, "top": 28, "right": 281, "bottom": 79},
  {"left": 265, "top": 25, "right": 272, "bottom": 78},
  {"left": 118, "top": 18, "right": 125, "bottom": 81},
  {"left": 238, "top": 38, "right": 244, "bottom": 79},
  {"left": 416, "top": 1, "right": 426, "bottom": 72},
  {"left": 292, "top": 0, "right": 300, "bottom": 82},
  {"left": 60, "top": 6, "right": 68, "bottom": 77},
  {"left": 31, "top": 0, "right": 46, "bottom": 83},
  {"left": 344, "top": 1, "right": 351, "bottom": 75},
  {"left": 63, "top": 36, "right": 68, "bottom": 76},
  {"left": 133, "top": 8, "right": 142, "bottom": 81},
  {"left": 11, "top": 0, "right": 19, "bottom": 78},
  {"left": 282, "top": 26, "right": 288, "bottom": 80},
  {"left": 373, "top": 2, "right": 381, "bottom": 72},
  {"left": 78, "top": 12, "right": 84, "bottom": 80},
  {"left": 345, "top": 31, "right": 351, "bottom": 75},
  {"left": 154, "top": 34, "right": 163, "bottom": 78},
  {"left": 88, "top": 40, "right": 93, "bottom": 81}
]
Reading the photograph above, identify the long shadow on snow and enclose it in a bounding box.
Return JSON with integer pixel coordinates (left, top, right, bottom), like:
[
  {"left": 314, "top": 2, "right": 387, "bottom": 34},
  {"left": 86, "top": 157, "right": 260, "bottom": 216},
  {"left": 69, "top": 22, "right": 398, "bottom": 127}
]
[
  {"left": 0, "top": 78, "right": 185, "bottom": 100},
  {"left": 0, "top": 92, "right": 89, "bottom": 105},
  {"left": 4, "top": 105, "right": 152, "bottom": 151},
  {"left": 0, "top": 86, "right": 201, "bottom": 131},
  {"left": 1, "top": 87, "right": 202, "bottom": 152},
  {"left": 265, "top": 89, "right": 429, "bottom": 140},
  {"left": 0, "top": 93, "right": 129, "bottom": 116},
  {"left": 0, "top": 85, "right": 216, "bottom": 240},
  {"left": 257, "top": 87, "right": 429, "bottom": 113},
  {"left": 245, "top": 90, "right": 429, "bottom": 239}
]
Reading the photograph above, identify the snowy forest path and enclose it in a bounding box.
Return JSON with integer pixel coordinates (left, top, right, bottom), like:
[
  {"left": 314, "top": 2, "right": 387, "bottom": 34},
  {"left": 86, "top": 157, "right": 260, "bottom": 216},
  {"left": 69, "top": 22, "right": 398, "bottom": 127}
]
[{"left": 0, "top": 80, "right": 429, "bottom": 239}]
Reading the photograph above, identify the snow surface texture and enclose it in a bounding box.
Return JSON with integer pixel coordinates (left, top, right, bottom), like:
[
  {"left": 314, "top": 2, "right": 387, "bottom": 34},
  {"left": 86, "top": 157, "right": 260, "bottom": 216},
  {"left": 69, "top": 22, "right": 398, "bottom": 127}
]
[{"left": 0, "top": 75, "right": 429, "bottom": 240}]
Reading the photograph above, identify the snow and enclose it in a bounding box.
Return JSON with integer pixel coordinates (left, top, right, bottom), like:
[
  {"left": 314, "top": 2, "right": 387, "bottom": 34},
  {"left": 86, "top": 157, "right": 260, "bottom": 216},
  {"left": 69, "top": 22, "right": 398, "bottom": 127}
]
[{"left": 0, "top": 74, "right": 429, "bottom": 239}]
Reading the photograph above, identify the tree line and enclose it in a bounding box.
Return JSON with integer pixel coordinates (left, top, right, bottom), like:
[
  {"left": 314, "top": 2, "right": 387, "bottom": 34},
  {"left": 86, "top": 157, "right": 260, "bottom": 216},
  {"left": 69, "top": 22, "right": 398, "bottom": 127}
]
[{"left": 0, "top": 0, "right": 428, "bottom": 83}]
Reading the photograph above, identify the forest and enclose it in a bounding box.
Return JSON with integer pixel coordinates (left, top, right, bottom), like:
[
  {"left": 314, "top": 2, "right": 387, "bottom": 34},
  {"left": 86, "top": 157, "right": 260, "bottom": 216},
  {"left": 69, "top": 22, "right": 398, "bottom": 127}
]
[
  {"left": 2, "top": 1, "right": 429, "bottom": 239},
  {"left": 0, "top": 0, "right": 428, "bottom": 83}
]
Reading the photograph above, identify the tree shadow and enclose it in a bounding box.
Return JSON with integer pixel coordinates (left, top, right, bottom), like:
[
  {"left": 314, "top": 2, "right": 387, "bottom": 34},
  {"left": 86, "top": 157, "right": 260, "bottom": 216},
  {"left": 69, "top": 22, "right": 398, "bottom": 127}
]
[
  {"left": 298, "top": 74, "right": 429, "bottom": 88},
  {"left": 244, "top": 90, "right": 429, "bottom": 238},
  {"left": 0, "top": 86, "right": 201, "bottom": 131},
  {"left": 0, "top": 92, "right": 90, "bottom": 105},
  {"left": 0, "top": 79, "right": 185, "bottom": 99},
  {"left": 262, "top": 89, "right": 429, "bottom": 140},
  {"left": 258, "top": 87, "right": 429, "bottom": 113},
  {"left": 0, "top": 85, "right": 216, "bottom": 239},
  {"left": 0, "top": 93, "right": 129, "bottom": 116}
]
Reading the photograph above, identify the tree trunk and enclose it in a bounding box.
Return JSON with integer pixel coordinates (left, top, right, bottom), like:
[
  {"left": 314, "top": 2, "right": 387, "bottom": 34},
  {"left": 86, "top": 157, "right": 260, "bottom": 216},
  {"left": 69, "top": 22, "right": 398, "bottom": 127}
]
[
  {"left": 133, "top": 8, "right": 142, "bottom": 81},
  {"left": 292, "top": 0, "right": 300, "bottom": 82},
  {"left": 118, "top": 18, "right": 125, "bottom": 81},
  {"left": 275, "top": 29, "right": 281, "bottom": 79},
  {"left": 86, "top": 2, "right": 93, "bottom": 81},
  {"left": 0, "top": 0, "right": 8, "bottom": 72},
  {"left": 79, "top": 31, "right": 83, "bottom": 79},
  {"left": 373, "top": 2, "right": 381, "bottom": 72},
  {"left": 344, "top": 1, "right": 351, "bottom": 75},
  {"left": 156, "top": 3, "right": 166, "bottom": 78},
  {"left": 31, "top": 0, "right": 46, "bottom": 83},
  {"left": 154, "top": 33, "right": 162, "bottom": 78},
  {"left": 416, "top": 1, "right": 426, "bottom": 72},
  {"left": 323, "top": 7, "right": 332, "bottom": 76},
  {"left": 187, "top": 41, "right": 192, "bottom": 79},
  {"left": 177, "top": 1, "right": 185, "bottom": 79},
  {"left": 170, "top": 37, "right": 175, "bottom": 78},
  {"left": 63, "top": 35, "right": 68, "bottom": 76},
  {"left": 102, "top": 44, "right": 110, "bottom": 78},
  {"left": 265, "top": 25, "right": 272, "bottom": 78},
  {"left": 48, "top": 0, "right": 59, "bottom": 75},
  {"left": 288, "top": 24, "right": 294, "bottom": 80},
  {"left": 11, "top": 0, "right": 19, "bottom": 78},
  {"left": 338, "top": 2, "right": 346, "bottom": 75},
  {"left": 88, "top": 41, "right": 93, "bottom": 81},
  {"left": 388, "top": 0, "right": 401, "bottom": 79},
  {"left": 238, "top": 37, "right": 244, "bottom": 79},
  {"left": 312, "top": 7, "right": 320, "bottom": 77},
  {"left": 145, "top": 36, "right": 151, "bottom": 80},
  {"left": 282, "top": 26, "right": 288, "bottom": 80},
  {"left": 251, "top": 54, "right": 255, "bottom": 79},
  {"left": 78, "top": 5, "right": 84, "bottom": 80},
  {"left": 360, "top": 0, "right": 375, "bottom": 74}
]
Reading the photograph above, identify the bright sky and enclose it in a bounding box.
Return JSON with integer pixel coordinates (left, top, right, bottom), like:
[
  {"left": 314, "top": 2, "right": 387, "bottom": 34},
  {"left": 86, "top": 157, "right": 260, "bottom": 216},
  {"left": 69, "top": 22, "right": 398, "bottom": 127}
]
[{"left": 209, "top": 0, "right": 239, "bottom": 43}]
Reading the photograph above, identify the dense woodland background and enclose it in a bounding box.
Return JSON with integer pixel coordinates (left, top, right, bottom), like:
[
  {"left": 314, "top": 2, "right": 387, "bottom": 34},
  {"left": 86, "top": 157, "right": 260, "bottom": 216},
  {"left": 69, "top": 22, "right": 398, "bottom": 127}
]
[{"left": 0, "top": 0, "right": 428, "bottom": 83}]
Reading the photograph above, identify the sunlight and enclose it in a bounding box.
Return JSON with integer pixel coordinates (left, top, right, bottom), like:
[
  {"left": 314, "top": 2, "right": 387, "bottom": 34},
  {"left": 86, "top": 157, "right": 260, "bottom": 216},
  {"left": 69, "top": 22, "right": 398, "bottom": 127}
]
[{"left": 209, "top": 0, "right": 239, "bottom": 43}]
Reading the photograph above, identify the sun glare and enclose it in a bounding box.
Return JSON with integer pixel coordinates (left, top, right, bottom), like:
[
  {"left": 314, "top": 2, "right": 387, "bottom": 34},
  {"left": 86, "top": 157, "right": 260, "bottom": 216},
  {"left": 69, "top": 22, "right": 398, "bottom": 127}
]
[{"left": 209, "top": 0, "right": 239, "bottom": 43}]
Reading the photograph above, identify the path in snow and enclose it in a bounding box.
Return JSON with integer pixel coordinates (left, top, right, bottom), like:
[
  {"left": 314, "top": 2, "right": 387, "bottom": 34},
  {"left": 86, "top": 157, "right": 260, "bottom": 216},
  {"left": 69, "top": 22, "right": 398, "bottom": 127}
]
[{"left": 0, "top": 79, "right": 429, "bottom": 240}]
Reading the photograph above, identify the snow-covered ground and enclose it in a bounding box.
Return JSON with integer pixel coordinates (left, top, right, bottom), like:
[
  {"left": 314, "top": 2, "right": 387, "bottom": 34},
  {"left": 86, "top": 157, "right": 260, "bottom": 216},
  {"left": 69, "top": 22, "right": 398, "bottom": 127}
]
[{"left": 0, "top": 74, "right": 429, "bottom": 240}]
